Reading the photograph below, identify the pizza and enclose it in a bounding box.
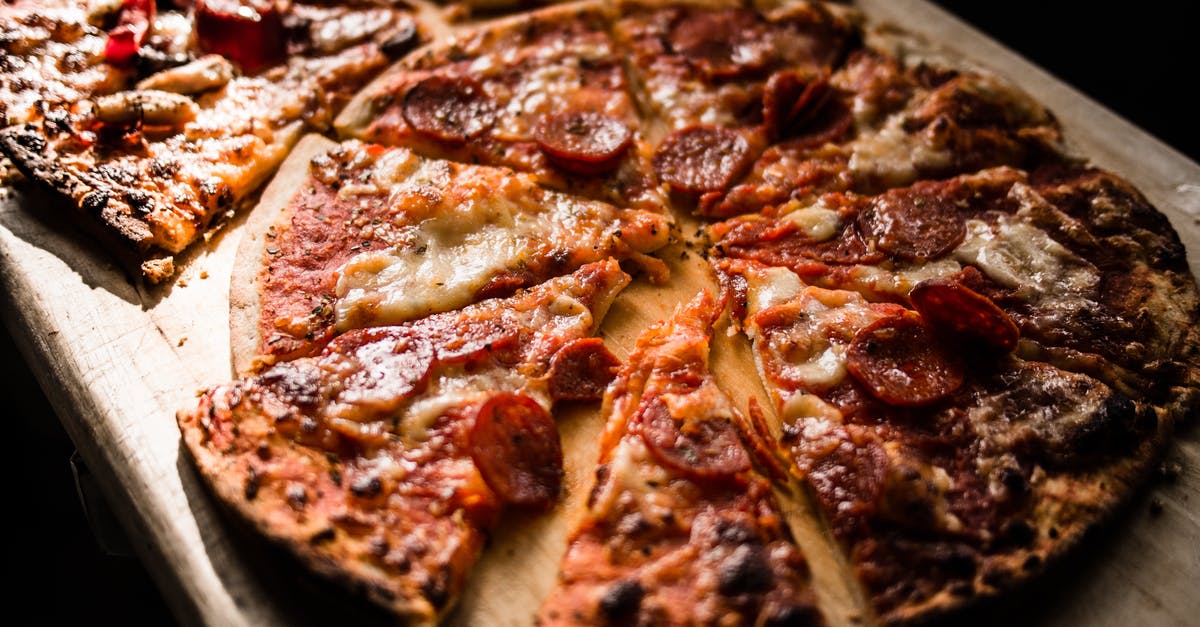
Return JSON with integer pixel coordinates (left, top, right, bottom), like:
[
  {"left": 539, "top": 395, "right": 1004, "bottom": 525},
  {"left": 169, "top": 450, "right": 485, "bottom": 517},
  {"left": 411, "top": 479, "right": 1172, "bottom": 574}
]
[
  {"left": 229, "top": 134, "right": 670, "bottom": 373},
  {"left": 0, "top": 0, "right": 1191, "bottom": 624},
  {"left": 0, "top": 0, "right": 421, "bottom": 281},
  {"left": 539, "top": 290, "right": 825, "bottom": 625},
  {"left": 178, "top": 259, "right": 630, "bottom": 623}
]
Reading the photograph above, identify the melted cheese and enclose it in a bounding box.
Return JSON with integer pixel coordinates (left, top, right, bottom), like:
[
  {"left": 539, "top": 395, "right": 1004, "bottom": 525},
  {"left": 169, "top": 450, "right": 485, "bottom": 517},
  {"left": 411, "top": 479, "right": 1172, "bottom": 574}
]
[
  {"left": 332, "top": 155, "right": 626, "bottom": 331},
  {"left": 846, "top": 118, "right": 951, "bottom": 188},
  {"left": 781, "top": 200, "right": 842, "bottom": 242},
  {"left": 746, "top": 265, "right": 804, "bottom": 313},
  {"left": 953, "top": 213, "right": 1100, "bottom": 330}
]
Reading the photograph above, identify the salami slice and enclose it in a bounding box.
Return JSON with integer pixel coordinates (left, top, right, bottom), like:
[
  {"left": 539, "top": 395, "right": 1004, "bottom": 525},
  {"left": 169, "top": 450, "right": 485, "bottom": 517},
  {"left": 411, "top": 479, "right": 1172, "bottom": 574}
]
[
  {"left": 639, "top": 396, "right": 751, "bottom": 478},
  {"left": 323, "top": 328, "right": 434, "bottom": 414},
  {"left": 857, "top": 188, "right": 966, "bottom": 262},
  {"left": 763, "top": 70, "right": 852, "bottom": 146},
  {"left": 470, "top": 393, "right": 563, "bottom": 509},
  {"left": 845, "top": 311, "right": 964, "bottom": 407},
  {"left": 668, "top": 8, "right": 772, "bottom": 79},
  {"left": 402, "top": 75, "right": 496, "bottom": 143},
  {"left": 654, "top": 126, "right": 753, "bottom": 194},
  {"left": 910, "top": 278, "right": 1019, "bottom": 352},
  {"left": 534, "top": 112, "right": 633, "bottom": 175},
  {"left": 547, "top": 337, "right": 621, "bottom": 402}
]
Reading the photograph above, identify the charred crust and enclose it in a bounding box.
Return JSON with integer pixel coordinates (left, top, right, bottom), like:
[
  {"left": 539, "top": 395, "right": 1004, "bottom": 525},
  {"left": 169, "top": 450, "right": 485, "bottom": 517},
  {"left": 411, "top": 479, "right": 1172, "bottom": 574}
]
[
  {"left": 244, "top": 465, "right": 261, "bottom": 501},
  {"left": 598, "top": 579, "right": 643, "bottom": 621},
  {"left": 350, "top": 475, "right": 383, "bottom": 498}
]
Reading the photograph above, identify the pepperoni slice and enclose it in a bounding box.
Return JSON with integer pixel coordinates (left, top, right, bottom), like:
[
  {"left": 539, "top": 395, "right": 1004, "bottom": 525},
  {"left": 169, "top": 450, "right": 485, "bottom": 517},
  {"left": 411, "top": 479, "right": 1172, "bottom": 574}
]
[
  {"left": 534, "top": 112, "right": 633, "bottom": 176},
  {"left": 639, "top": 396, "right": 751, "bottom": 478},
  {"left": 856, "top": 187, "right": 966, "bottom": 262},
  {"left": 196, "top": 0, "right": 285, "bottom": 74},
  {"left": 669, "top": 9, "right": 772, "bottom": 79},
  {"left": 910, "top": 278, "right": 1019, "bottom": 352},
  {"left": 430, "top": 320, "right": 520, "bottom": 364},
  {"left": 327, "top": 329, "right": 434, "bottom": 413},
  {"left": 845, "top": 311, "right": 964, "bottom": 407},
  {"left": 547, "top": 338, "right": 621, "bottom": 402},
  {"left": 402, "top": 75, "right": 496, "bottom": 143},
  {"left": 654, "top": 126, "right": 753, "bottom": 194},
  {"left": 764, "top": 71, "right": 831, "bottom": 140},
  {"left": 470, "top": 393, "right": 563, "bottom": 508}
]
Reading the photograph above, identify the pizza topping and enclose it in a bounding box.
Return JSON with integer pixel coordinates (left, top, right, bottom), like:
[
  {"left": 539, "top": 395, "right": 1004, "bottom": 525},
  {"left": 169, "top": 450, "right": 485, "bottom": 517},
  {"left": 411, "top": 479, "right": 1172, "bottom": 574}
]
[
  {"left": 469, "top": 393, "right": 563, "bottom": 509},
  {"left": 533, "top": 112, "right": 633, "bottom": 175},
  {"left": 196, "top": 0, "right": 286, "bottom": 74},
  {"left": 858, "top": 187, "right": 966, "bottom": 262},
  {"left": 764, "top": 70, "right": 851, "bottom": 147},
  {"left": 402, "top": 75, "right": 497, "bottom": 143},
  {"left": 91, "top": 90, "right": 198, "bottom": 128},
  {"left": 135, "top": 55, "right": 236, "bottom": 95},
  {"left": 845, "top": 311, "right": 964, "bottom": 407},
  {"left": 639, "top": 396, "right": 750, "bottom": 478},
  {"left": 324, "top": 328, "right": 434, "bottom": 416},
  {"left": 104, "top": 0, "right": 155, "bottom": 67},
  {"left": 910, "top": 277, "right": 1019, "bottom": 352},
  {"left": 429, "top": 320, "right": 519, "bottom": 365},
  {"left": 546, "top": 337, "right": 621, "bottom": 402},
  {"left": 654, "top": 126, "right": 753, "bottom": 194},
  {"left": 668, "top": 8, "right": 772, "bottom": 80}
]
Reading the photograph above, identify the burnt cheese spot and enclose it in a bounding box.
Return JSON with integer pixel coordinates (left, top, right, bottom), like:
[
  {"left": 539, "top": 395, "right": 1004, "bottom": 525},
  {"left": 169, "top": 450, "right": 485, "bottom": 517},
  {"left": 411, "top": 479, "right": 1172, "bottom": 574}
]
[
  {"left": 764, "top": 604, "right": 823, "bottom": 627},
  {"left": 599, "top": 579, "right": 644, "bottom": 621},
  {"left": 717, "top": 544, "right": 773, "bottom": 596}
]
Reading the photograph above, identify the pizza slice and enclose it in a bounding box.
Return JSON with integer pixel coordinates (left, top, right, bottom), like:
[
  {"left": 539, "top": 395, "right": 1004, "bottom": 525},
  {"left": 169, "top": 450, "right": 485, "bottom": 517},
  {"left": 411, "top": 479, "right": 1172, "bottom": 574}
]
[
  {"left": 613, "top": 0, "right": 859, "bottom": 205},
  {"left": 714, "top": 257, "right": 1195, "bottom": 623},
  {"left": 336, "top": 0, "right": 666, "bottom": 213},
  {"left": 0, "top": 0, "right": 130, "bottom": 130},
  {"left": 704, "top": 46, "right": 1064, "bottom": 217},
  {"left": 178, "top": 259, "right": 630, "bottom": 624},
  {"left": 0, "top": 1, "right": 420, "bottom": 282},
  {"left": 231, "top": 135, "right": 671, "bottom": 374},
  {"left": 539, "top": 290, "right": 825, "bottom": 626},
  {"left": 710, "top": 165, "right": 1200, "bottom": 396}
]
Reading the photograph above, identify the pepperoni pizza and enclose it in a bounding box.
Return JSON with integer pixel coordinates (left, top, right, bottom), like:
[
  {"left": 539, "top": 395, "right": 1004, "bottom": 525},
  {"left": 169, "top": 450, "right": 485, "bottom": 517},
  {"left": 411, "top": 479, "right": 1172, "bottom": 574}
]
[{"left": 3, "top": 0, "right": 1191, "bottom": 624}]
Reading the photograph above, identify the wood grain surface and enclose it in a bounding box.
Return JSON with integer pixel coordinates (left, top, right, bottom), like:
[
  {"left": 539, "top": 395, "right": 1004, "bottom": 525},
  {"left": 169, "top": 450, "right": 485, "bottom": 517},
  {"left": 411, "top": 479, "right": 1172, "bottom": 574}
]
[{"left": 1, "top": 1, "right": 1197, "bottom": 626}]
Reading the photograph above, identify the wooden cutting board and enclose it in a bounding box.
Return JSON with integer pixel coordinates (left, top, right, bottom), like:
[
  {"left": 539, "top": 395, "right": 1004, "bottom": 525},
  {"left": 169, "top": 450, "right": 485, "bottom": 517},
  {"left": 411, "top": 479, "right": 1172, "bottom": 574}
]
[{"left": 1, "top": 1, "right": 1197, "bottom": 625}]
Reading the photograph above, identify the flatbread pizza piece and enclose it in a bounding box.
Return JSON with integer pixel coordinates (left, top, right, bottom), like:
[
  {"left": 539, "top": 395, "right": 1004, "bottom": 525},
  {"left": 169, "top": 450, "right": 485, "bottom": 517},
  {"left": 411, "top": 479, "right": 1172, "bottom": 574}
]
[
  {"left": 231, "top": 136, "right": 671, "bottom": 375},
  {"left": 335, "top": 0, "right": 667, "bottom": 212},
  {"left": 714, "top": 256, "right": 1199, "bottom": 624},
  {"left": 0, "top": 1, "right": 422, "bottom": 282},
  {"left": 704, "top": 46, "right": 1064, "bottom": 218},
  {"left": 179, "top": 259, "right": 630, "bottom": 624},
  {"left": 710, "top": 165, "right": 1200, "bottom": 397},
  {"left": 0, "top": 0, "right": 130, "bottom": 129},
  {"left": 613, "top": 0, "right": 860, "bottom": 206},
  {"left": 540, "top": 289, "right": 825, "bottom": 626}
]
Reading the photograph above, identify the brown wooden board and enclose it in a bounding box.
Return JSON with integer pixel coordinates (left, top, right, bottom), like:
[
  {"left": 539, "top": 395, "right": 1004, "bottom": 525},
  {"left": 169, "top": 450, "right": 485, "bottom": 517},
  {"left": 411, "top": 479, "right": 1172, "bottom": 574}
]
[{"left": 1, "top": 1, "right": 1198, "bottom": 625}]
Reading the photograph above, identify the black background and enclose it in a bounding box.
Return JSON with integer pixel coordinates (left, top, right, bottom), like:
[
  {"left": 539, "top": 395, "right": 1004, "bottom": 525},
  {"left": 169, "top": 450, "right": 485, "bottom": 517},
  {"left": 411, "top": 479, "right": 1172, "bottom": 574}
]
[{"left": 4, "top": 3, "right": 1196, "bottom": 624}]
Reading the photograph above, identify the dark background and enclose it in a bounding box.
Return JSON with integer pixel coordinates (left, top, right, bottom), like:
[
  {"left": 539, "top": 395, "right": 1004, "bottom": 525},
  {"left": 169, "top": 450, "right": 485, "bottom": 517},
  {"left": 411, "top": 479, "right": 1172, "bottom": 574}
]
[{"left": 4, "top": 3, "right": 1196, "bottom": 624}]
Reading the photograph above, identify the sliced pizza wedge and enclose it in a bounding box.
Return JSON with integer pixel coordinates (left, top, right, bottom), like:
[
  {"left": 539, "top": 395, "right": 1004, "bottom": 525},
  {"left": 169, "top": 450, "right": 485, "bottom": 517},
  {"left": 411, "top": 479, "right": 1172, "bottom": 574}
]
[
  {"left": 711, "top": 165, "right": 1200, "bottom": 398},
  {"left": 335, "top": 0, "right": 667, "bottom": 213},
  {"left": 0, "top": 2, "right": 420, "bottom": 282},
  {"left": 704, "top": 46, "right": 1064, "bottom": 217},
  {"left": 613, "top": 0, "right": 860, "bottom": 207},
  {"left": 539, "top": 289, "right": 825, "bottom": 626},
  {"left": 179, "top": 259, "right": 630, "bottom": 624},
  {"left": 714, "top": 257, "right": 1194, "bottom": 623},
  {"left": 231, "top": 136, "right": 671, "bottom": 374}
]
